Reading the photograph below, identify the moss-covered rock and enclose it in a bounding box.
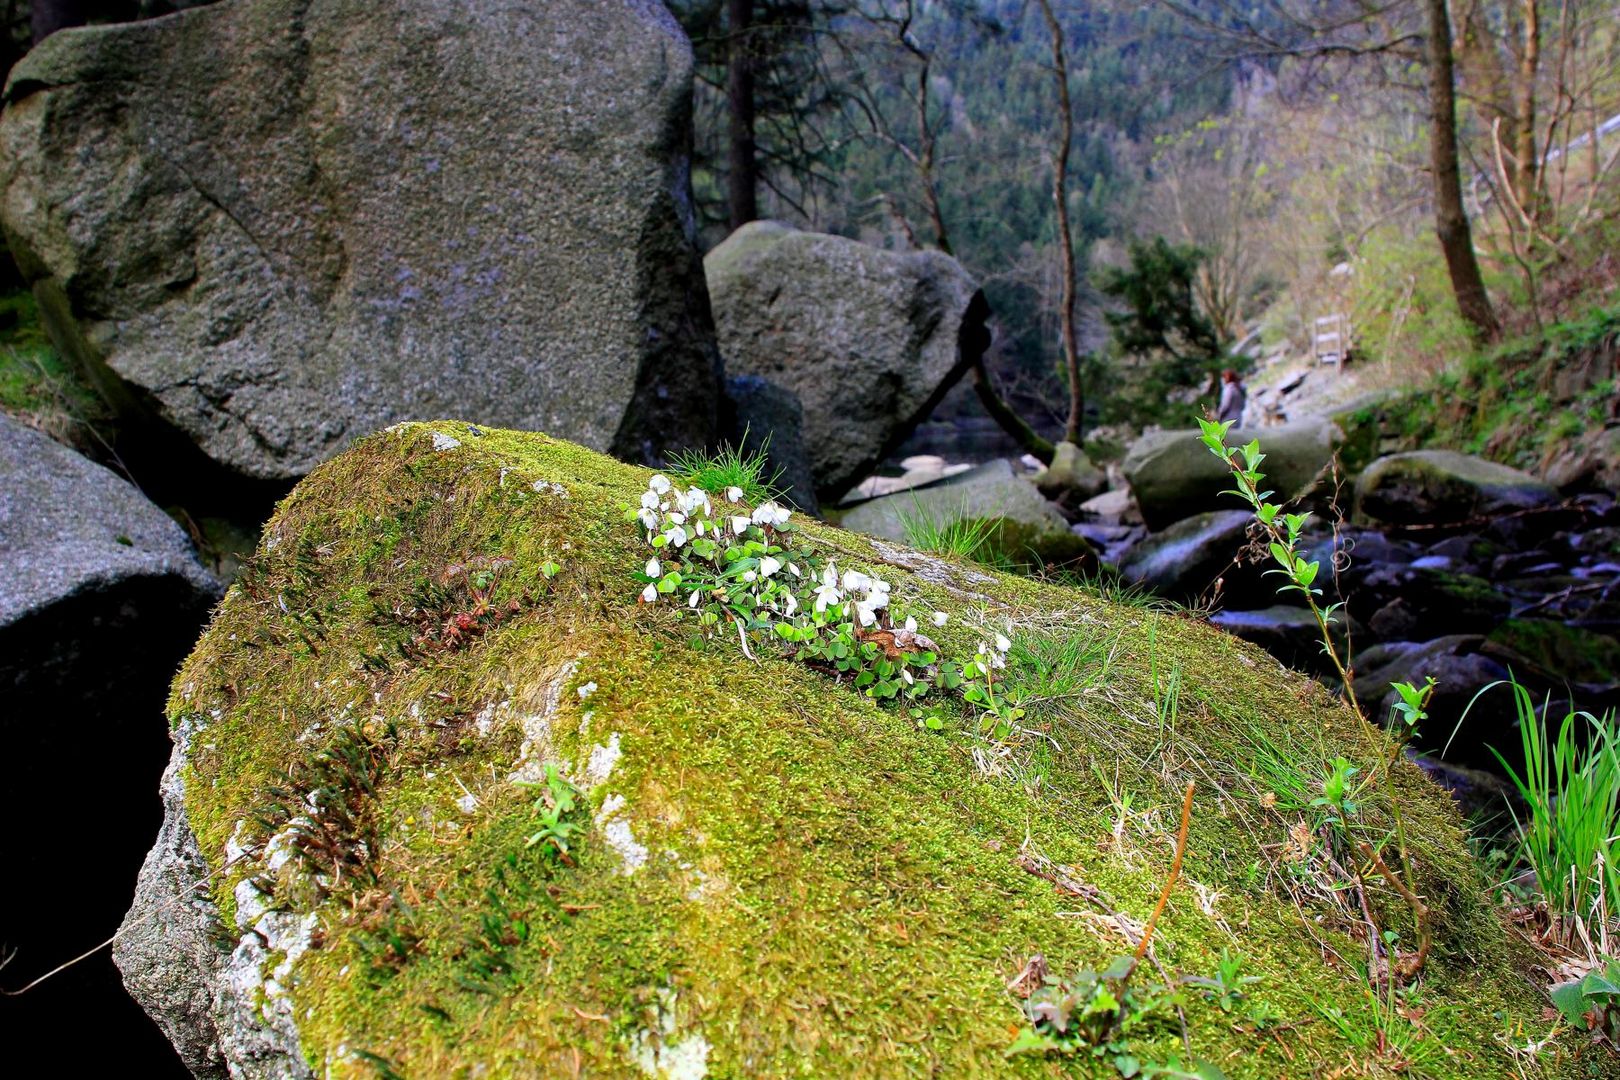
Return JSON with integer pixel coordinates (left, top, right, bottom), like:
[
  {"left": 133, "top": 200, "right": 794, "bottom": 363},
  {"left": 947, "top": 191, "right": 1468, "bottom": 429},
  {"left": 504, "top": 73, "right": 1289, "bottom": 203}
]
[
  {"left": 119, "top": 423, "right": 1577, "bottom": 1078},
  {"left": 1121, "top": 421, "right": 1339, "bottom": 531},
  {"left": 1354, "top": 451, "right": 1557, "bottom": 532}
]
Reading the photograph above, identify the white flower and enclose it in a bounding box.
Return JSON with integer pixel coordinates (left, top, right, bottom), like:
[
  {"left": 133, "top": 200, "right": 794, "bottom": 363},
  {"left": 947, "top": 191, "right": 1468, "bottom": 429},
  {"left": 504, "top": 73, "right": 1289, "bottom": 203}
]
[
  {"left": 752, "top": 501, "right": 791, "bottom": 528},
  {"left": 730, "top": 516, "right": 752, "bottom": 536},
  {"left": 813, "top": 565, "right": 842, "bottom": 613},
  {"left": 854, "top": 599, "right": 881, "bottom": 626},
  {"left": 640, "top": 490, "right": 660, "bottom": 510},
  {"left": 788, "top": 562, "right": 802, "bottom": 577},
  {"left": 695, "top": 520, "right": 706, "bottom": 536},
  {"left": 726, "top": 486, "right": 745, "bottom": 502},
  {"left": 742, "top": 570, "right": 758, "bottom": 583},
  {"left": 994, "top": 632, "right": 1012, "bottom": 653},
  {"left": 645, "top": 558, "right": 660, "bottom": 578},
  {"left": 932, "top": 611, "right": 948, "bottom": 627},
  {"left": 682, "top": 488, "right": 710, "bottom": 514},
  {"left": 668, "top": 511, "right": 686, "bottom": 525},
  {"left": 663, "top": 524, "right": 688, "bottom": 548},
  {"left": 648, "top": 474, "right": 671, "bottom": 494},
  {"left": 688, "top": 590, "right": 702, "bottom": 608},
  {"left": 904, "top": 616, "right": 917, "bottom": 632},
  {"left": 841, "top": 569, "right": 871, "bottom": 592},
  {"left": 641, "top": 583, "right": 658, "bottom": 603},
  {"left": 760, "top": 556, "right": 782, "bottom": 577},
  {"left": 638, "top": 508, "right": 659, "bottom": 530},
  {"left": 782, "top": 591, "right": 799, "bottom": 616},
  {"left": 902, "top": 669, "right": 914, "bottom": 685}
]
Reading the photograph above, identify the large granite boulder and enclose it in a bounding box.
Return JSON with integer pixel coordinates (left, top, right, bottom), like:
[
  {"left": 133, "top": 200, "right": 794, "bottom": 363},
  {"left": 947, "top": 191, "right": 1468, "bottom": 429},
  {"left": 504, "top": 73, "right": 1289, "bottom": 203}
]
[
  {"left": 705, "top": 221, "right": 987, "bottom": 503},
  {"left": 0, "top": 0, "right": 720, "bottom": 480},
  {"left": 0, "top": 415, "right": 218, "bottom": 1074},
  {"left": 1355, "top": 451, "right": 1558, "bottom": 533},
  {"left": 115, "top": 420, "right": 1556, "bottom": 1075},
  {"left": 1122, "top": 420, "right": 1339, "bottom": 531}
]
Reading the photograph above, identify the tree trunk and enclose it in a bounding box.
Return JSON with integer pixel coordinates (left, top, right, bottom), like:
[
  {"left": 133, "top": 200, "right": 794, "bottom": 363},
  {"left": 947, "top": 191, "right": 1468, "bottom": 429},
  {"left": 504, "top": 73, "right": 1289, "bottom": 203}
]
[
  {"left": 726, "top": 0, "right": 759, "bottom": 231},
  {"left": 31, "top": 0, "right": 89, "bottom": 43},
  {"left": 970, "top": 362, "right": 1055, "bottom": 464},
  {"left": 1425, "top": 0, "right": 1500, "bottom": 343},
  {"left": 1513, "top": 0, "right": 1540, "bottom": 216},
  {"left": 1036, "top": 0, "right": 1085, "bottom": 443}
]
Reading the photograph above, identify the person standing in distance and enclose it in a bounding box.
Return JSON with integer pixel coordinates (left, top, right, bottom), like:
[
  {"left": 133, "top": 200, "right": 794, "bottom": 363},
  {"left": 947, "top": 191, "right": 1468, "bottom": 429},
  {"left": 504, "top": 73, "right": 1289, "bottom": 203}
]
[{"left": 1217, "top": 368, "right": 1246, "bottom": 424}]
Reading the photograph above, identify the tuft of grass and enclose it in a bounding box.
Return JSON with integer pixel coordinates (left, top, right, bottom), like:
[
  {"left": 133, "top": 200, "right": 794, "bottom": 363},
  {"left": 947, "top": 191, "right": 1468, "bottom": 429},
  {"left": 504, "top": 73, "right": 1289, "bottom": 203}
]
[
  {"left": 1308, "top": 982, "right": 1454, "bottom": 1078},
  {"left": 1462, "top": 679, "right": 1620, "bottom": 933},
  {"left": 896, "top": 499, "right": 1007, "bottom": 566},
  {"left": 666, "top": 429, "right": 784, "bottom": 504}
]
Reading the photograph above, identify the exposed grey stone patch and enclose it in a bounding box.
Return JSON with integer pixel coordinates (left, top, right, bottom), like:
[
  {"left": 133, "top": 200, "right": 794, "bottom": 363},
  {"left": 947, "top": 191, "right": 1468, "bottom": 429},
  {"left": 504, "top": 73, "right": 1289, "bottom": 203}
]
[
  {"left": 869, "top": 540, "right": 996, "bottom": 598},
  {"left": 0, "top": 0, "right": 720, "bottom": 480},
  {"left": 114, "top": 723, "right": 231, "bottom": 1079}
]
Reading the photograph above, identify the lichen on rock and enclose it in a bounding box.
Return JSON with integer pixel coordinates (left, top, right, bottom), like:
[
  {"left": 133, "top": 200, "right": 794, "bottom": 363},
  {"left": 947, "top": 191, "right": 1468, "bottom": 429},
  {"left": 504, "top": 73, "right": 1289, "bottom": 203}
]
[{"left": 118, "top": 421, "right": 1578, "bottom": 1077}]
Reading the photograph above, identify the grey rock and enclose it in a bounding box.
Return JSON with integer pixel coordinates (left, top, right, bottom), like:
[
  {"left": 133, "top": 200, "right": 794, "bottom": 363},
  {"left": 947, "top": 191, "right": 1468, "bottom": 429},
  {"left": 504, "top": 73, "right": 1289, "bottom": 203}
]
[
  {"left": 1349, "top": 635, "right": 1516, "bottom": 768},
  {"left": 1122, "top": 420, "right": 1339, "bottom": 531},
  {"left": 706, "top": 221, "right": 987, "bottom": 502},
  {"left": 1209, "top": 605, "right": 1342, "bottom": 674},
  {"left": 1077, "top": 487, "right": 1140, "bottom": 526},
  {"left": 838, "top": 459, "right": 1068, "bottom": 544},
  {"left": 1355, "top": 451, "right": 1557, "bottom": 531},
  {"left": 0, "top": 415, "right": 219, "bottom": 1072},
  {"left": 114, "top": 724, "right": 231, "bottom": 1079},
  {"left": 722, "top": 374, "right": 819, "bottom": 515},
  {"left": 1117, "top": 509, "right": 1263, "bottom": 607},
  {"left": 0, "top": 413, "right": 218, "bottom": 694},
  {"left": 0, "top": 0, "right": 720, "bottom": 480},
  {"left": 1543, "top": 425, "right": 1620, "bottom": 495}
]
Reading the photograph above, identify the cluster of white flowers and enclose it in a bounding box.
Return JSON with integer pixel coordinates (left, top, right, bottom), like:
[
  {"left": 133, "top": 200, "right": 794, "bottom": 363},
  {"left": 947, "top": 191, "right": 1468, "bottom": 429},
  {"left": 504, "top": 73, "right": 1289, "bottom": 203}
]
[
  {"left": 637, "top": 474, "right": 791, "bottom": 551},
  {"left": 631, "top": 473, "right": 948, "bottom": 639}
]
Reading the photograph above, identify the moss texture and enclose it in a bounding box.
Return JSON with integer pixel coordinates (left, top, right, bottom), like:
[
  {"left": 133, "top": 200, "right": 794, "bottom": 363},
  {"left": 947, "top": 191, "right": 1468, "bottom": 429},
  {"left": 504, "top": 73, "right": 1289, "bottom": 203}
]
[{"left": 169, "top": 422, "right": 1587, "bottom": 1078}]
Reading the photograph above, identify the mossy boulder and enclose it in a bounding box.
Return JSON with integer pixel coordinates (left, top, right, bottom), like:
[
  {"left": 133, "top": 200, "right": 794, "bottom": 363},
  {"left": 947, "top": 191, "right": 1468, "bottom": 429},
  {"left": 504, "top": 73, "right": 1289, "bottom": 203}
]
[
  {"left": 1354, "top": 451, "right": 1557, "bottom": 533},
  {"left": 120, "top": 422, "right": 1573, "bottom": 1077},
  {"left": 1032, "top": 441, "right": 1107, "bottom": 519},
  {"left": 1122, "top": 421, "right": 1339, "bottom": 531}
]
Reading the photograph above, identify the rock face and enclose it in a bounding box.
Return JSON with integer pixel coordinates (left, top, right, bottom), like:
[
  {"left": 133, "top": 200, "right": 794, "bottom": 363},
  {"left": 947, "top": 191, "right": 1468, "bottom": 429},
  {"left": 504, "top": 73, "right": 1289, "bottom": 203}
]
[
  {"left": 1122, "top": 420, "right": 1339, "bottom": 531},
  {"left": 0, "top": 0, "right": 720, "bottom": 480},
  {"left": 705, "top": 221, "right": 987, "bottom": 502},
  {"left": 117, "top": 422, "right": 1555, "bottom": 1077},
  {"left": 1355, "top": 451, "right": 1558, "bottom": 531},
  {"left": 0, "top": 415, "right": 218, "bottom": 1074}
]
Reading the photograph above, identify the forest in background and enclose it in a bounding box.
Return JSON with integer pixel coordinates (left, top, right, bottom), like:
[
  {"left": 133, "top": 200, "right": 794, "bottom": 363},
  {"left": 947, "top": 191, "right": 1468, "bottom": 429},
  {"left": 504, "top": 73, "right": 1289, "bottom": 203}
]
[{"left": 671, "top": 0, "right": 1620, "bottom": 450}]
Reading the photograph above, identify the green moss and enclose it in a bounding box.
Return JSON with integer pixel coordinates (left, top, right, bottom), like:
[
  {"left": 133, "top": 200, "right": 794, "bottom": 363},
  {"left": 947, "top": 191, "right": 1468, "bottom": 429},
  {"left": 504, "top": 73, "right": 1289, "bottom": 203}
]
[
  {"left": 1352, "top": 300, "right": 1620, "bottom": 474},
  {"left": 1488, "top": 619, "right": 1620, "bottom": 686},
  {"left": 169, "top": 422, "right": 1582, "bottom": 1078},
  {"left": 0, "top": 288, "right": 112, "bottom": 443}
]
